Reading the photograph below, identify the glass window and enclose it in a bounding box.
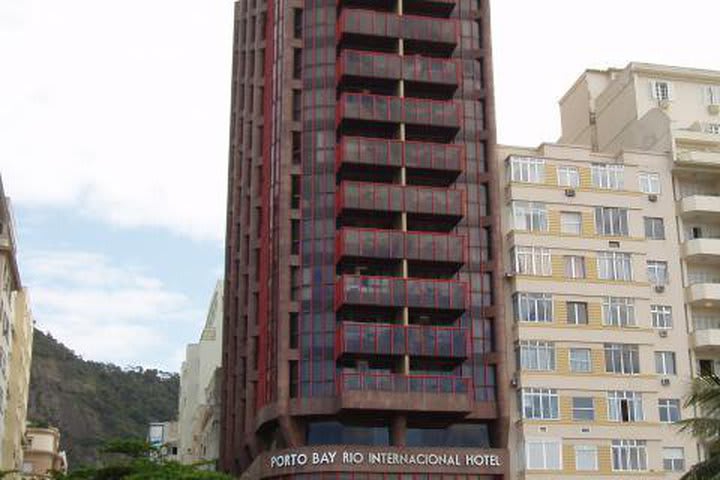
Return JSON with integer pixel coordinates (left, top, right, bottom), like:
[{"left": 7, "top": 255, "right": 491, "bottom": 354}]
[
  {"left": 644, "top": 217, "right": 665, "bottom": 239},
  {"left": 651, "top": 305, "right": 673, "bottom": 329},
  {"left": 575, "top": 445, "right": 598, "bottom": 471},
  {"left": 519, "top": 341, "right": 555, "bottom": 372},
  {"left": 658, "top": 399, "right": 681, "bottom": 423},
  {"left": 513, "top": 247, "right": 552, "bottom": 276},
  {"left": 509, "top": 156, "right": 545, "bottom": 183},
  {"left": 514, "top": 293, "right": 553, "bottom": 323},
  {"left": 591, "top": 164, "right": 624, "bottom": 190},
  {"left": 521, "top": 388, "right": 559, "bottom": 420},
  {"left": 306, "top": 422, "right": 390, "bottom": 446},
  {"left": 663, "top": 447, "right": 685, "bottom": 471},
  {"left": 560, "top": 212, "right": 582, "bottom": 235},
  {"left": 572, "top": 397, "right": 595, "bottom": 421},
  {"left": 525, "top": 440, "right": 561, "bottom": 470},
  {"left": 557, "top": 166, "right": 580, "bottom": 188},
  {"left": 597, "top": 252, "right": 633, "bottom": 281},
  {"left": 604, "top": 344, "right": 640, "bottom": 374},
  {"left": 595, "top": 207, "right": 629, "bottom": 236},
  {"left": 567, "top": 302, "right": 588, "bottom": 325},
  {"left": 655, "top": 351, "right": 677, "bottom": 375},
  {"left": 512, "top": 201, "right": 548, "bottom": 232},
  {"left": 569, "top": 348, "right": 592, "bottom": 373},
  {"left": 607, "top": 391, "right": 644, "bottom": 422},
  {"left": 647, "top": 261, "right": 669, "bottom": 286},
  {"left": 603, "top": 297, "right": 635, "bottom": 327},
  {"left": 406, "top": 424, "right": 490, "bottom": 448},
  {"left": 638, "top": 172, "right": 661, "bottom": 194},
  {"left": 612, "top": 440, "right": 647, "bottom": 471},
  {"left": 565, "top": 256, "right": 586, "bottom": 279},
  {"left": 706, "top": 85, "right": 720, "bottom": 105}
]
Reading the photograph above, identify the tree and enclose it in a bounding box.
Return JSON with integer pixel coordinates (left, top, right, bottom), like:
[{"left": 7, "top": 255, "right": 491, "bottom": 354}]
[
  {"left": 51, "top": 439, "right": 232, "bottom": 480},
  {"left": 680, "top": 375, "right": 720, "bottom": 479}
]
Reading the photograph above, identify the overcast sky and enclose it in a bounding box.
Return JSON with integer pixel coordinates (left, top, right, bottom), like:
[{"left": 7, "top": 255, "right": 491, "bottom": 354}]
[{"left": 1, "top": 0, "right": 719, "bottom": 371}]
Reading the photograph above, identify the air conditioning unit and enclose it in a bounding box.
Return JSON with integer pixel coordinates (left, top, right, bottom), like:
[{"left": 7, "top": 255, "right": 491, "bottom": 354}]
[
  {"left": 661, "top": 378, "right": 671, "bottom": 386},
  {"left": 564, "top": 188, "right": 576, "bottom": 197},
  {"left": 505, "top": 272, "right": 516, "bottom": 279},
  {"left": 659, "top": 99, "right": 672, "bottom": 110},
  {"left": 709, "top": 104, "right": 720, "bottom": 115},
  {"left": 609, "top": 241, "right": 621, "bottom": 248},
  {"left": 654, "top": 285, "right": 666, "bottom": 293},
  {"left": 659, "top": 330, "right": 669, "bottom": 338},
  {"left": 510, "top": 374, "right": 519, "bottom": 388},
  {"left": 648, "top": 194, "right": 658, "bottom": 202}
]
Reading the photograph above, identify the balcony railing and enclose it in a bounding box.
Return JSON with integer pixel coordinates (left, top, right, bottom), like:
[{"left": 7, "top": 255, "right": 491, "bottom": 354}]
[
  {"left": 338, "top": 372, "right": 470, "bottom": 395},
  {"left": 337, "top": 93, "right": 461, "bottom": 128},
  {"left": 337, "top": 10, "right": 458, "bottom": 44},
  {"left": 338, "top": 50, "right": 459, "bottom": 86},
  {"left": 336, "top": 228, "right": 465, "bottom": 264},
  {"left": 336, "top": 182, "right": 465, "bottom": 217},
  {"left": 337, "top": 321, "right": 469, "bottom": 358},
  {"left": 335, "top": 275, "right": 467, "bottom": 310},
  {"left": 337, "top": 137, "right": 464, "bottom": 173}
]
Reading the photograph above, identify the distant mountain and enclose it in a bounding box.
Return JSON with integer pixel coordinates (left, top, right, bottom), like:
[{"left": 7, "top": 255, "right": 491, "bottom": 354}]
[{"left": 27, "top": 329, "right": 179, "bottom": 468}]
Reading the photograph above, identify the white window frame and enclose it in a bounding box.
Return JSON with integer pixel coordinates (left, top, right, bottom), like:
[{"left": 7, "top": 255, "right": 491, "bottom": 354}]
[
  {"left": 525, "top": 439, "right": 562, "bottom": 471},
  {"left": 647, "top": 261, "right": 669, "bottom": 286},
  {"left": 604, "top": 344, "right": 640, "bottom": 375},
  {"left": 512, "top": 201, "right": 549, "bottom": 232},
  {"left": 651, "top": 80, "right": 673, "bottom": 102},
  {"left": 597, "top": 252, "right": 633, "bottom": 281},
  {"left": 569, "top": 348, "right": 592, "bottom": 373},
  {"left": 521, "top": 388, "right": 559, "bottom": 420},
  {"left": 514, "top": 293, "right": 553, "bottom": 323},
  {"left": 564, "top": 256, "right": 586, "bottom": 279},
  {"left": 707, "top": 123, "right": 720, "bottom": 135},
  {"left": 575, "top": 445, "right": 598, "bottom": 471},
  {"left": 513, "top": 246, "right": 552, "bottom": 277},
  {"left": 612, "top": 439, "right": 648, "bottom": 472},
  {"left": 644, "top": 217, "right": 665, "bottom": 240},
  {"left": 607, "top": 391, "right": 644, "bottom": 422},
  {"left": 602, "top": 297, "right": 636, "bottom": 327},
  {"left": 557, "top": 166, "right": 580, "bottom": 188},
  {"left": 510, "top": 156, "right": 545, "bottom": 184},
  {"left": 591, "top": 164, "right": 624, "bottom": 190},
  {"left": 651, "top": 305, "right": 673, "bottom": 329},
  {"left": 595, "top": 207, "right": 629, "bottom": 237},
  {"left": 638, "top": 172, "right": 661, "bottom": 194},
  {"left": 567, "top": 302, "right": 588, "bottom": 325},
  {"left": 658, "top": 398, "right": 681, "bottom": 423},
  {"left": 706, "top": 85, "right": 720, "bottom": 105},
  {"left": 571, "top": 397, "right": 595, "bottom": 421},
  {"left": 519, "top": 340, "right": 556, "bottom": 372},
  {"left": 655, "top": 351, "right": 677, "bottom": 375},
  {"left": 560, "top": 211, "right": 582, "bottom": 235},
  {"left": 663, "top": 447, "right": 685, "bottom": 472}
]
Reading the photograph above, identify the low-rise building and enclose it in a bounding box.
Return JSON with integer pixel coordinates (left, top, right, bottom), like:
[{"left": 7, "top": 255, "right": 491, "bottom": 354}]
[
  {"left": 148, "top": 421, "right": 179, "bottom": 462},
  {"left": 21, "top": 426, "right": 67, "bottom": 478}
]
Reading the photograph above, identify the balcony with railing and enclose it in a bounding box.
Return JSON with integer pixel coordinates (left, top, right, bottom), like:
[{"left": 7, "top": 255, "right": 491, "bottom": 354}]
[
  {"left": 337, "top": 93, "right": 461, "bottom": 129},
  {"left": 336, "top": 228, "right": 465, "bottom": 265},
  {"left": 337, "top": 50, "right": 459, "bottom": 86},
  {"left": 337, "top": 371, "right": 472, "bottom": 412},
  {"left": 336, "top": 182, "right": 464, "bottom": 220},
  {"left": 336, "top": 321, "right": 469, "bottom": 359},
  {"left": 335, "top": 275, "right": 467, "bottom": 311},
  {"left": 337, "top": 10, "right": 458, "bottom": 45}
]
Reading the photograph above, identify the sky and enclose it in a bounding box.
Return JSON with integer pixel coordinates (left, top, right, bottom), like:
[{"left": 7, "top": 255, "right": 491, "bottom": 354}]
[{"left": 1, "top": 0, "right": 720, "bottom": 371}]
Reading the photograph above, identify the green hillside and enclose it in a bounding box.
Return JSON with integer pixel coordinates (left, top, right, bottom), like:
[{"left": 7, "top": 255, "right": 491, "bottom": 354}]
[{"left": 27, "top": 329, "right": 179, "bottom": 469}]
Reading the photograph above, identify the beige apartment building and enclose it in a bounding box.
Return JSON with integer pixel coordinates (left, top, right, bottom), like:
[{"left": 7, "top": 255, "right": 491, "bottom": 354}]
[
  {"left": 21, "top": 426, "right": 67, "bottom": 478},
  {"left": 500, "top": 62, "right": 720, "bottom": 478}
]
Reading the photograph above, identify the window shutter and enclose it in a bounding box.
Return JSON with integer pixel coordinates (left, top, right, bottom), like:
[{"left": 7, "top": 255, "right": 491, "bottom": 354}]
[
  {"left": 649, "top": 80, "right": 658, "bottom": 99},
  {"left": 666, "top": 82, "right": 675, "bottom": 101}
]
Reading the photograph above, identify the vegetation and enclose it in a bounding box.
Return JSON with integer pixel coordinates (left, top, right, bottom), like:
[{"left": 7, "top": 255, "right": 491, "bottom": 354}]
[
  {"left": 680, "top": 375, "right": 720, "bottom": 479},
  {"left": 51, "top": 439, "right": 232, "bottom": 480},
  {"left": 28, "top": 330, "right": 180, "bottom": 468}
]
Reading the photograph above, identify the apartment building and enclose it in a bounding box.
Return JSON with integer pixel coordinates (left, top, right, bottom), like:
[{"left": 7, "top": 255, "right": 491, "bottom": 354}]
[
  {"left": 148, "top": 421, "right": 180, "bottom": 461},
  {"left": 220, "top": 0, "right": 506, "bottom": 477},
  {"left": 21, "top": 426, "right": 68, "bottom": 478},
  {"left": 178, "top": 280, "right": 223, "bottom": 466}
]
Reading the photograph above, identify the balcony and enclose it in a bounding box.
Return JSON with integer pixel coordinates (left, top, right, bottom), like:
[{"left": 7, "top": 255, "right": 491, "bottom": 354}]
[
  {"left": 335, "top": 275, "right": 467, "bottom": 311},
  {"left": 337, "top": 93, "right": 461, "bottom": 129},
  {"left": 336, "top": 321, "right": 469, "bottom": 359},
  {"left": 337, "top": 10, "right": 458, "bottom": 45},
  {"left": 337, "top": 372, "right": 472, "bottom": 412},
  {"left": 336, "top": 182, "right": 464, "bottom": 219},
  {"left": 692, "top": 329, "right": 720, "bottom": 354},
  {"left": 679, "top": 195, "right": 720, "bottom": 219},
  {"left": 676, "top": 150, "right": 720, "bottom": 167},
  {"left": 686, "top": 282, "right": 720, "bottom": 305},
  {"left": 336, "top": 228, "right": 465, "bottom": 265},
  {"left": 337, "top": 50, "right": 459, "bottom": 86},
  {"left": 683, "top": 239, "right": 720, "bottom": 262},
  {"left": 337, "top": 137, "right": 464, "bottom": 181}
]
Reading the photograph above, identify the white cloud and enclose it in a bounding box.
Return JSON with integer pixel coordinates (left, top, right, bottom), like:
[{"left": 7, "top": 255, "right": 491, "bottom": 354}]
[
  {"left": 0, "top": 0, "right": 233, "bottom": 242},
  {"left": 24, "top": 250, "right": 203, "bottom": 371}
]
